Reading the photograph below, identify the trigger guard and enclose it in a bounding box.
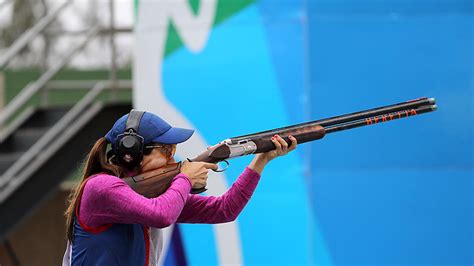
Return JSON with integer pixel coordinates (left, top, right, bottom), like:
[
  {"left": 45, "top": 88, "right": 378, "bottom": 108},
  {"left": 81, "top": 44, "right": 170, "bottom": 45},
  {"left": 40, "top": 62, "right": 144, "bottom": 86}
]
[
  {"left": 213, "top": 160, "right": 230, "bottom": 172},
  {"left": 191, "top": 187, "right": 207, "bottom": 194}
]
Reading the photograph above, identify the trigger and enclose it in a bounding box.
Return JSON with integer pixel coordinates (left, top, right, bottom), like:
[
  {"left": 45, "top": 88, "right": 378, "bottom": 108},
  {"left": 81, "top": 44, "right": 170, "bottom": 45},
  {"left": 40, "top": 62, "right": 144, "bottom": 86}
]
[{"left": 214, "top": 160, "right": 230, "bottom": 172}]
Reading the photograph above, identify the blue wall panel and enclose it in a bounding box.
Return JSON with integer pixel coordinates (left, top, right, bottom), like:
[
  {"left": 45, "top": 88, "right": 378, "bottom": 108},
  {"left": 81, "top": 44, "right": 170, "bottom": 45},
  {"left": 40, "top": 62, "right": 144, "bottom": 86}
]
[{"left": 308, "top": 0, "right": 472, "bottom": 264}]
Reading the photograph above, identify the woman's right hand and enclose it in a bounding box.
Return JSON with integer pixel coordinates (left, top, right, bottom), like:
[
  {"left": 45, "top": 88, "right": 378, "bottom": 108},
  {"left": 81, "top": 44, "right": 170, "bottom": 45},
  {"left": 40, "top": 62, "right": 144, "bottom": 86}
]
[{"left": 180, "top": 161, "right": 218, "bottom": 189}]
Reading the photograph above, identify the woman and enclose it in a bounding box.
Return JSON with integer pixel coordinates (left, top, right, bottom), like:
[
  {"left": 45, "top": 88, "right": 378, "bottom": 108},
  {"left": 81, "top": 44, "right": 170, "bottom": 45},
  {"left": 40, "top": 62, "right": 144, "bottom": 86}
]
[{"left": 62, "top": 110, "right": 297, "bottom": 265}]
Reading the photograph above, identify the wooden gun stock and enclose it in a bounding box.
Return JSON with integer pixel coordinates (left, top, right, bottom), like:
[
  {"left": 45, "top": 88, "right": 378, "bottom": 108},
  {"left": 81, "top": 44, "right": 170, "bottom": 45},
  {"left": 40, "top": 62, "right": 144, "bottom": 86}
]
[{"left": 123, "top": 162, "right": 181, "bottom": 198}]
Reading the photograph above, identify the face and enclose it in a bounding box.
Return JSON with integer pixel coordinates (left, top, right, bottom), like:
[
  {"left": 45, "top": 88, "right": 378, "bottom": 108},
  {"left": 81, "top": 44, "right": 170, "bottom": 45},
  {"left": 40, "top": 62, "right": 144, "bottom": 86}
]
[{"left": 139, "top": 144, "right": 176, "bottom": 173}]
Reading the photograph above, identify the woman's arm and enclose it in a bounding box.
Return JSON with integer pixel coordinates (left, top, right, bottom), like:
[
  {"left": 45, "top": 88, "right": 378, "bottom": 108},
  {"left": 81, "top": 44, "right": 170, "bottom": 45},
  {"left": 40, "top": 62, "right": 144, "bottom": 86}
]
[
  {"left": 79, "top": 173, "right": 192, "bottom": 229},
  {"left": 177, "top": 135, "right": 297, "bottom": 224},
  {"left": 177, "top": 166, "right": 261, "bottom": 223}
]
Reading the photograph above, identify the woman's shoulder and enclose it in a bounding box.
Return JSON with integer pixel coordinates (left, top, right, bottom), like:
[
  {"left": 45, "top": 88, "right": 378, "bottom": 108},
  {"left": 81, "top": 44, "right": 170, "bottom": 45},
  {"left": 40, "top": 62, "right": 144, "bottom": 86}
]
[{"left": 84, "top": 173, "right": 126, "bottom": 192}]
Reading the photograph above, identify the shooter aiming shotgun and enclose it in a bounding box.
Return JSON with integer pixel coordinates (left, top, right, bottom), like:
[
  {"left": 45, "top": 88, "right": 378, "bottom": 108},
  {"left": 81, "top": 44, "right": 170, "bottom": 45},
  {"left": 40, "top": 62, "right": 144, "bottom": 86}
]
[{"left": 125, "top": 97, "right": 437, "bottom": 196}]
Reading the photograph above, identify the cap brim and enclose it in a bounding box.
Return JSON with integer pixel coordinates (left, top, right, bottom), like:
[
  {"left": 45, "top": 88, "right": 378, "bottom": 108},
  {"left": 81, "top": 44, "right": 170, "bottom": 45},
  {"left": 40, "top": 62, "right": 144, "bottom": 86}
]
[{"left": 151, "top": 127, "right": 194, "bottom": 144}]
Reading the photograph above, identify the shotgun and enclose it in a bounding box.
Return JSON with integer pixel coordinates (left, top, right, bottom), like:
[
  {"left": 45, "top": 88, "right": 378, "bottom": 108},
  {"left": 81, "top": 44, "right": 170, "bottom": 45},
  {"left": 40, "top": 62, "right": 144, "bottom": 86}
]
[{"left": 124, "top": 97, "right": 437, "bottom": 197}]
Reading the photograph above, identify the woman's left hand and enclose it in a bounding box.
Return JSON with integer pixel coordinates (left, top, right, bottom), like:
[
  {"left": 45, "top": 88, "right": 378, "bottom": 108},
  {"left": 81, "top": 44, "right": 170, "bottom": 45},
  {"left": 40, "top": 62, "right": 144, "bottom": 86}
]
[
  {"left": 255, "top": 134, "right": 297, "bottom": 163},
  {"left": 248, "top": 135, "right": 297, "bottom": 174}
]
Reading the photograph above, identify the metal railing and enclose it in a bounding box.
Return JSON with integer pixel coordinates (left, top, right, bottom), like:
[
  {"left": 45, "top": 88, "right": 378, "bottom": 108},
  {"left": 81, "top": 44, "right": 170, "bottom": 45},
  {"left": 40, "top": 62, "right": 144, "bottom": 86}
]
[
  {"left": 0, "top": 79, "right": 132, "bottom": 202},
  {"left": 0, "top": 27, "right": 99, "bottom": 127},
  {"left": 0, "top": 0, "right": 131, "bottom": 130},
  {"left": 0, "top": 0, "right": 132, "bottom": 201},
  {"left": 0, "top": 1, "right": 72, "bottom": 69}
]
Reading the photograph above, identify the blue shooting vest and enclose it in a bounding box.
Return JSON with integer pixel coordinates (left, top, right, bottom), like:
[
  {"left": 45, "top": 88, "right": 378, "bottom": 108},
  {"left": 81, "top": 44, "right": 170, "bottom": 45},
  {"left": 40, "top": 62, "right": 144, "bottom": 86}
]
[
  {"left": 70, "top": 182, "right": 150, "bottom": 266},
  {"left": 71, "top": 220, "right": 149, "bottom": 266}
]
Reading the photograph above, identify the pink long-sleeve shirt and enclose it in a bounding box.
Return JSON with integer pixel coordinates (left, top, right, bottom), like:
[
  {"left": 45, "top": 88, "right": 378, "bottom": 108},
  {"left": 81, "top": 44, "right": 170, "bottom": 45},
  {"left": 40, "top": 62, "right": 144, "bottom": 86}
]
[{"left": 78, "top": 167, "right": 261, "bottom": 228}]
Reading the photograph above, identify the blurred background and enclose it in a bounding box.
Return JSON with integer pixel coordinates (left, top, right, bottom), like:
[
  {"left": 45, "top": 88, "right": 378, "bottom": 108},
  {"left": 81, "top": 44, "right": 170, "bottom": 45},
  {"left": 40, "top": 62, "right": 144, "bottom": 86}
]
[{"left": 0, "top": 0, "right": 472, "bottom": 265}]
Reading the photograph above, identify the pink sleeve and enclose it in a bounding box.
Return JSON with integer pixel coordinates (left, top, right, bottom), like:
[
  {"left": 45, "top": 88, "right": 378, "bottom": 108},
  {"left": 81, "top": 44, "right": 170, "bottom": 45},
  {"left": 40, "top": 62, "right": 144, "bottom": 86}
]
[
  {"left": 177, "top": 167, "right": 261, "bottom": 224},
  {"left": 79, "top": 173, "right": 192, "bottom": 229}
]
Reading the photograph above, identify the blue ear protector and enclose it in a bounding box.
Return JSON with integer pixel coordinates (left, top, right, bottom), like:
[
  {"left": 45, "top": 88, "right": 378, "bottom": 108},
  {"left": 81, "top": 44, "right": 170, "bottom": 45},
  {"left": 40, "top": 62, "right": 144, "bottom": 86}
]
[{"left": 115, "top": 110, "right": 145, "bottom": 169}]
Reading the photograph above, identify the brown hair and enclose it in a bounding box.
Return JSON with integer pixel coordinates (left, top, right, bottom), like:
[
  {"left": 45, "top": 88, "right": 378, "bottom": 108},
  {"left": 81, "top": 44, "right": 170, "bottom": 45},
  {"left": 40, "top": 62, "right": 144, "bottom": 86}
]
[
  {"left": 64, "top": 137, "right": 127, "bottom": 242},
  {"left": 64, "top": 138, "right": 177, "bottom": 242}
]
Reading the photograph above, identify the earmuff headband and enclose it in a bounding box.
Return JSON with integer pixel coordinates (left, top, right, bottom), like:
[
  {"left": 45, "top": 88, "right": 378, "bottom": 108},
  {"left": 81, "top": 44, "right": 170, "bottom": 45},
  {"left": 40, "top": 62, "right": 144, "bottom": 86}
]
[{"left": 126, "top": 109, "right": 145, "bottom": 133}]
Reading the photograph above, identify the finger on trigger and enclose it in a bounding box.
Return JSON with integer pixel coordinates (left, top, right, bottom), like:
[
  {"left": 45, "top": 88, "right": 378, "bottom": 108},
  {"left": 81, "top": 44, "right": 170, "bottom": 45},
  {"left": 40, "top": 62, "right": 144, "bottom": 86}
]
[{"left": 205, "top": 163, "right": 218, "bottom": 170}]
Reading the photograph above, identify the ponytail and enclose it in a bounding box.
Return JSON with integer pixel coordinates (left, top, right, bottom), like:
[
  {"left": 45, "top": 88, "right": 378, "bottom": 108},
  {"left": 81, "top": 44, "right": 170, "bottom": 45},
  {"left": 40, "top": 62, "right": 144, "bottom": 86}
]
[{"left": 64, "top": 137, "right": 126, "bottom": 242}]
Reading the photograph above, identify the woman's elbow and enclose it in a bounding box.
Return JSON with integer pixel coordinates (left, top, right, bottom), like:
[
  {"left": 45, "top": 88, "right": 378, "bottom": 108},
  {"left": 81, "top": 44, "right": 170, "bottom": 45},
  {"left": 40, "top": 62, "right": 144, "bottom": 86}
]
[
  {"left": 221, "top": 210, "right": 240, "bottom": 223},
  {"left": 220, "top": 199, "right": 243, "bottom": 223},
  {"left": 226, "top": 215, "right": 238, "bottom": 223}
]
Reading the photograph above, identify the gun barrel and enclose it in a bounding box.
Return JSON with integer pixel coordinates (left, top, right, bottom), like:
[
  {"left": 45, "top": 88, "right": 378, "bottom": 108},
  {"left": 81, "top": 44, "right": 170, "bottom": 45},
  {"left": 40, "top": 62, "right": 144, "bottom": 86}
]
[
  {"left": 317, "top": 98, "right": 435, "bottom": 128},
  {"left": 325, "top": 104, "right": 437, "bottom": 134},
  {"left": 230, "top": 97, "right": 436, "bottom": 143}
]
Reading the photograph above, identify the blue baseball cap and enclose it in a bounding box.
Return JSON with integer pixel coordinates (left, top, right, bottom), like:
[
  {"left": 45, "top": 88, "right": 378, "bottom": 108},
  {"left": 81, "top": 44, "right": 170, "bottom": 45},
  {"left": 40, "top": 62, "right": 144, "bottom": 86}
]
[{"left": 105, "top": 111, "right": 194, "bottom": 148}]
